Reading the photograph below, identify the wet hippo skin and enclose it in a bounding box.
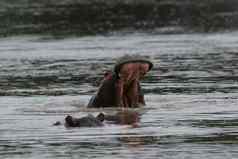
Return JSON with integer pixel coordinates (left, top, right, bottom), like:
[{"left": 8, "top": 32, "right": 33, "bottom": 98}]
[
  {"left": 65, "top": 114, "right": 104, "bottom": 127},
  {"left": 53, "top": 110, "right": 140, "bottom": 127},
  {"left": 53, "top": 114, "right": 104, "bottom": 127},
  {"left": 87, "top": 73, "right": 145, "bottom": 108},
  {"left": 88, "top": 55, "right": 153, "bottom": 108},
  {"left": 102, "top": 110, "right": 140, "bottom": 125}
]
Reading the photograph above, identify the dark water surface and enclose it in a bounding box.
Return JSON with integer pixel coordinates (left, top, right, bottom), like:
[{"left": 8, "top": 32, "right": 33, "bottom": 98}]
[
  {"left": 0, "top": 32, "right": 238, "bottom": 158},
  {"left": 1, "top": 0, "right": 238, "bottom": 36}
]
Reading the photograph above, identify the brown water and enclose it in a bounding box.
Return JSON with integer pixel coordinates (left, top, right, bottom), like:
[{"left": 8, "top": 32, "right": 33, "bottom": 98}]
[{"left": 0, "top": 32, "right": 238, "bottom": 158}]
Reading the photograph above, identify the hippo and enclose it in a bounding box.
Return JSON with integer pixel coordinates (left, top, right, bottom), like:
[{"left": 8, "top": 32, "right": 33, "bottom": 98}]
[
  {"left": 53, "top": 113, "right": 104, "bottom": 127},
  {"left": 88, "top": 54, "right": 153, "bottom": 108},
  {"left": 99, "top": 110, "right": 140, "bottom": 125},
  {"left": 64, "top": 114, "right": 105, "bottom": 127},
  {"left": 53, "top": 110, "right": 140, "bottom": 127}
]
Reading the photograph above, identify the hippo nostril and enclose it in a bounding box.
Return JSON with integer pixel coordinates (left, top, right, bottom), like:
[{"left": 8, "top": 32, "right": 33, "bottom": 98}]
[{"left": 53, "top": 121, "right": 61, "bottom": 126}]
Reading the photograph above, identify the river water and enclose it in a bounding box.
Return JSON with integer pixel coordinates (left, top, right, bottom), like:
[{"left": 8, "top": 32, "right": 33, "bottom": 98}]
[{"left": 0, "top": 31, "right": 238, "bottom": 158}]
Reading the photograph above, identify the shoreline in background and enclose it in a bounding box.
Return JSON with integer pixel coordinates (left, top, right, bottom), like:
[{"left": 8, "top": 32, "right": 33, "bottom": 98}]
[{"left": 0, "top": 0, "right": 238, "bottom": 37}]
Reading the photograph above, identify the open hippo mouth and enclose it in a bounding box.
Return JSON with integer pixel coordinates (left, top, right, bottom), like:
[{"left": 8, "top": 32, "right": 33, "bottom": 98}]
[{"left": 87, "top": 54, "right": 153, "bottom": 108}]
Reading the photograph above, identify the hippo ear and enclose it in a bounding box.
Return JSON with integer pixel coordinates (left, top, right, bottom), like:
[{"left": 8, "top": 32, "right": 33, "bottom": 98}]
[
  {"left": 96, "top": 113, "right": 105, "bottom": 122},
  {"left": 65, "top": 115, "right": 75, "bottom": 127}
]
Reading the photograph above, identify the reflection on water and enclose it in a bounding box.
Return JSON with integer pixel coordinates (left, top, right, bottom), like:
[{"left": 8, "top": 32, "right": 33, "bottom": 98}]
[{"left": 0, "top": 32, "right": 238, "bottom": 158}]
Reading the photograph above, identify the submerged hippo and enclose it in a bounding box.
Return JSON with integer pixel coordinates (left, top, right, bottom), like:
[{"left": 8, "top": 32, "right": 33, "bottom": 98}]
[
  {"left": 101, "top": 110, "right": 140, "bottom": 125},
  {"left": 65, "top": 114, "right": 104, "bottom": 127},
  {"left": 53, "top": 110, "right": 140, "bottom": 127},
  {"left": 88, "top": 54, "right": 153, "bottom": 108},
  {"left": 53, "top": 113, "right": 104, "bottom": 127}
]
